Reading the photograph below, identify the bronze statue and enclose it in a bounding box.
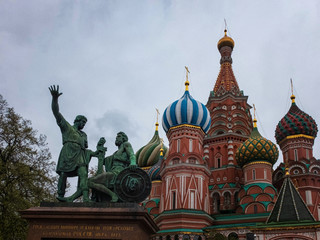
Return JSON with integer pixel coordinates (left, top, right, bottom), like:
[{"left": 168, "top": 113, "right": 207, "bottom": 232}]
[
  {"left": 49, "top": 85, "right": 98, "bottom": 202},
  {"left": 88, "top": 132, "right": 137, "bottom": 202},
  {"left": 49, "top": 85, "right": 151, "bottom": 203}
]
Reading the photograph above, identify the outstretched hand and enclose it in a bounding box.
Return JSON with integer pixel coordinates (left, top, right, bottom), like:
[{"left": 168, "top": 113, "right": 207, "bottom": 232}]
[{"left": 49, "top": 85, "right": 63, "bottom": 99}]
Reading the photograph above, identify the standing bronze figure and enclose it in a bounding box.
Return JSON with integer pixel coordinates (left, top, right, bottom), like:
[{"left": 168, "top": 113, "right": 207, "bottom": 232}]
[{"left": 49, "top": 85, "right": 95, "bottom": 202}]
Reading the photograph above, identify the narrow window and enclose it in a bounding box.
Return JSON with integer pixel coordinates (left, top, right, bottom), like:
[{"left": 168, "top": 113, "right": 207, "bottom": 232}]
[
  {"left": 294, "top": 149, "right": 298, "bottom": 161},
  {"left": 172, "top": 191, "right": 176, "bottom": 209},
  {"left": 177, "top": 139, "right": 180, "bottom": 153},
  {"left": 254, "top": 205, "right": 258, "bottom": 214},
  {"left": 189, "top": 139, "right": 193, "bottom": 152},
  {"left": 264, "top": 169, "right": 267, "bottom": 179},
  {"left": 190, "top": 191, "right": 195, "bottom": 209},
  {"left": 306, "top": 149, "right": 310, "bottom": 160},
  {"left": 306, "top": 190, "right": 312, "bottom": 205},
  {"left": 217, "top": 158, "right": 221, "bottom": 168},
  {"left": 252, "top": 169, "right": 256, "bottom": 180}
]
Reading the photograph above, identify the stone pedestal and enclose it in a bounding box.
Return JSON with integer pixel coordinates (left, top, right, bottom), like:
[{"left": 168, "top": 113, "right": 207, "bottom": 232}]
[{"left": 21, "top": 202, "right": 158, "bottom": 240}]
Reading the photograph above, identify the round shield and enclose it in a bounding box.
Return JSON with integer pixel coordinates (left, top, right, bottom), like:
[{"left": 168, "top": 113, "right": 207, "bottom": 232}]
[{"left": 114, "top": 167, "right": 151, "bottom": 203}]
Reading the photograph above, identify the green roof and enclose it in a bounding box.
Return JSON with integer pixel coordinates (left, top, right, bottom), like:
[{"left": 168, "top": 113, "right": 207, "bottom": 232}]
[
  {"left": 204, "top": 222, "right": 259, "bottom": 230},
  {"left": 157, "top": 228, "right": 204, "bottom": 233},
  {"left": 160, "top": 209, "right": 210, "bottom": 215},
  {"left": 267, "top": 176, "right": 315, "bottom": 223},
  {"left": 213, "top": 212, "right": 269, "bottom": 221}
]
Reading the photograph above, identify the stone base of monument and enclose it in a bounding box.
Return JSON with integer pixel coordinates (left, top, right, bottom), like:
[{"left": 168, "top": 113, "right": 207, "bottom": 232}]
[{"left": 21, "top": 202, "right": 158, "bottom": 240}]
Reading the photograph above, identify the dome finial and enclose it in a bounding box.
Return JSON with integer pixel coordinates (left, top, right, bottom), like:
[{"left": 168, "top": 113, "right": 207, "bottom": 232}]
[
  {"left": 185, "top": 66, "right": 190, "bottom": 91},
  {"left": 253, "top": 104, "right": 257, "bottom": 128},
  {"left": 155, "top": 108, "right": 160, "bottom": 131},
  {"left": 285, "top": 161, "right": 290, "bottom": 176},
  {"left": 160, "top": 138, "right": 164, "bottom": 157},
  {"left": 290, "top": 78, "right": 295, "bottom": 103}
]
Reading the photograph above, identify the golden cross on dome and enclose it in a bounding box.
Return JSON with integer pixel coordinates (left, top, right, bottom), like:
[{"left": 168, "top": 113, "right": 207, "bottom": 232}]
[
  {"left": 224, "top": 19, "right": 227, "bottom": 36},
  {"left": 290, "top": 78, "right": 296, "bottom": 103},
  {"left": 155, "top": 108, "right": 160, "bottom": 131},
  {"left": 185, "top": 66, "right": 190, "bottom": 91},
  {"left": 253, "top": 104, "right": 257, "bottom": 128}
]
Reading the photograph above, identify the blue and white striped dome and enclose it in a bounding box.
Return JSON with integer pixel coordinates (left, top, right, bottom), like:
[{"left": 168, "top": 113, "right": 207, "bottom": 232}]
[{"left": 162, "top": 88, "right": 211, "bottom": 133}]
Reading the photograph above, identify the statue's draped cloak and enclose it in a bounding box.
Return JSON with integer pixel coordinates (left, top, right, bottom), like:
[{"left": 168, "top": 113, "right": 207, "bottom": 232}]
[{"left": 56, "top": 115, "right": 88, "bottom": 175}]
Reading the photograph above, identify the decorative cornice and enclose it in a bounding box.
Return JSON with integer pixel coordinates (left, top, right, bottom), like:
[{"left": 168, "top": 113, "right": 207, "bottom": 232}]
[
  {"left": 170, "top": 124, "right": 202, "bottom": 131},
  {"left": 243, "top": 161, "right": 272, "bottom": 168},
  {"left": 279, "top": 134, "right": 315, "bottom": 145}
]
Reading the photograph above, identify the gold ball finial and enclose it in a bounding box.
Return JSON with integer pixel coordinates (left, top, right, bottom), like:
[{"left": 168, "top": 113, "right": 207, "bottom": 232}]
[{"left": 160, "top": 138, "right": 164, "bottom": 157}]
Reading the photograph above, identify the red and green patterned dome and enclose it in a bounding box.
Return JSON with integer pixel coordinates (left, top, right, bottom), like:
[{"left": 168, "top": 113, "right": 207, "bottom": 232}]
[
  {"left": 236, "top": 123, "right": 279, "bottom": 168},
  {"left": 275, "top": 96, "right": 318, "bottom": 144}
]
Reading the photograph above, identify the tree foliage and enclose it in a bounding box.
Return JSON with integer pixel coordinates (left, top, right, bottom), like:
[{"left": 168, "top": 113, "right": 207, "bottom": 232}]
[{"left": 0, "top": 95, "right": 57, "bottom": 240}]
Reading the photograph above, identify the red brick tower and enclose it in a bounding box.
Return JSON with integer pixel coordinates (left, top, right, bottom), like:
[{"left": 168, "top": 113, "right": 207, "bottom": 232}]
[
  {"left": 236, "top": 114, "right": 279, "bottom": 214},
  {"left": 273, "top": 90, "right": 320, "bottom": 220},
  {"left": 204, "top": 30, "right": 253, "bottom": 214},
  {"left": 156, "top": 68, "right": 213, "bottom": 234}
]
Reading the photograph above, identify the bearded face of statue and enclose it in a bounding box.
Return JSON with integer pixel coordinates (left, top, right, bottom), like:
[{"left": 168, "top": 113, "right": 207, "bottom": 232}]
[{"left": 115, "top": 134, "right": 124, "bottom": 146}]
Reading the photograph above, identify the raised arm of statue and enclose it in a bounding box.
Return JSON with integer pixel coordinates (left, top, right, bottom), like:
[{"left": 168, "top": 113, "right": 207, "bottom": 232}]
[{"left": 49, "top": 85, "right": 63, "bottom": 124}]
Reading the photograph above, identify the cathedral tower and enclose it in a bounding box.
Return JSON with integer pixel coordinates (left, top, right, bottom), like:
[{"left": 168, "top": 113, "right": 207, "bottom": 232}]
[
  {"left": 273, "top": 89, "right": 320, "bottom": 220},
  {"left": 205, "top": 30, "right": 253, "bottom": 214},
  {"left": 236, "top": 112, "right": 278, "bottom": 214},
  {"left": 156, "top": 68, "right": 213, "bottom": 232}
]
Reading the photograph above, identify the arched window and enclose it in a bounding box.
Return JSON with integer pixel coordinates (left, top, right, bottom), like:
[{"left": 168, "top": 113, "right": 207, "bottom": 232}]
[
  {"left": 177, "top": 139, "right": 180, "bottom": 152},
  {"left": 228, "top": 232, "right": 239, "bottom": 240},
  {"left": 217, "top": 158, "right": 221, "bottom": 168},
  {"left": 254, "top": 205, "right": 257, "bottom": 214},
  {"left": 215, "top": 153, "right": 222, "bottom": 168},
  {"left": 252, "top": 169, "right": 256, "bottom": 180},
  {"left": 224, "top": 192, "right": 231, "bottom": 208},
  {"left": 212, "top": 193, "right": 220, "bottom": 213}
]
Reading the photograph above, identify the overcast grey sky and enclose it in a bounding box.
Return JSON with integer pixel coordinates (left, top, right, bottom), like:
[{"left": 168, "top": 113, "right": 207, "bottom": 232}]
[{"left": 1, "top": 1, "right": 320, "bottom": 192}]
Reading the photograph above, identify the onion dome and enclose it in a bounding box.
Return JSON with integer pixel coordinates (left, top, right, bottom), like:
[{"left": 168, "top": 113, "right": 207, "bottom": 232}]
[
  {"left": 147, "top": 141, "right": 164, "bottom": 181},
  {"left": 275, "top": 94, "right": 318, "bottom": 144},
  {"left": 162, "top": 70, "right": 211, "bottom": 133},
  {"left": 136, "top": 122, "right": 168, "bottom": 168},
  {"left": 147, "top": 146, "right": 164, "bottom": 181},
  {"left": 236, "top": 118, "right": 279, "bottom": 168},
  {"left": 217, "top": 29, "right": 235, "bottom": 50},
  {"left": 148, "top": 163, "right": 161, "bottom": 181}
]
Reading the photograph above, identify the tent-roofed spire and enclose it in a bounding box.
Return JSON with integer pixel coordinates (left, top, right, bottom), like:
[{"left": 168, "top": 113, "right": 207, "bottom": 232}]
[
  {"left": 213, "top": 29, "right": 241, "bottom": 97},
  {"left": 267, "top": 176, "right": 315, "bottom": 223}
]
